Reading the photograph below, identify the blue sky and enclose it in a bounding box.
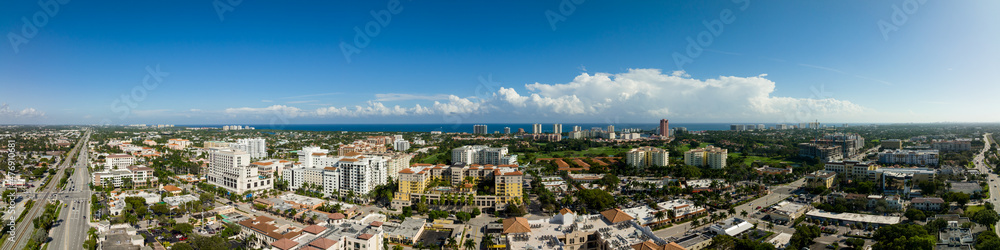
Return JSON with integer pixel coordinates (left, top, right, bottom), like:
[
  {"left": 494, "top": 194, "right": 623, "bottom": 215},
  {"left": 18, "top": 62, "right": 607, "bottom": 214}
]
[{"left": 1, "top": 0, "right": 998, "bottom": 125}]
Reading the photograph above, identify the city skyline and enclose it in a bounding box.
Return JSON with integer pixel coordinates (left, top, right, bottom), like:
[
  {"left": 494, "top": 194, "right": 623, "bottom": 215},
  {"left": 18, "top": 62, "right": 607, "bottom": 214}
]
[{"left": 2, "top": 1, "right": 999, "bottom": 124}]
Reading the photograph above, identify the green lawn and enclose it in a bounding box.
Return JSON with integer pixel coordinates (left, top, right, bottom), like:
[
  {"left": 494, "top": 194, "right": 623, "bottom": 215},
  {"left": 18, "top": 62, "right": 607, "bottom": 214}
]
[
  {"left": 729, "top": 153, "right": 790, "bottom": 166},
  {"left": 965, "top": 205, "right": 985, "bottom": 217},
  {"left": 532, "top": 146, "right": 630, "bottom": 158},
  {"left": 418, "top": 152, "right": 447, "bottom": 164}
]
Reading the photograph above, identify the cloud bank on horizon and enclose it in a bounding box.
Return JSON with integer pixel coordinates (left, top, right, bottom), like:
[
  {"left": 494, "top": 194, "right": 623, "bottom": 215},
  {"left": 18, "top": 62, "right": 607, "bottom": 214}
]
[{"left": 222, "top": 69, "right": 869, "bottom": 124}]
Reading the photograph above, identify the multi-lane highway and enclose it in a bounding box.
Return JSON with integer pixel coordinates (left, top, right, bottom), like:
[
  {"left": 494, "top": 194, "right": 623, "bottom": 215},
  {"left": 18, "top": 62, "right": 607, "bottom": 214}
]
[
  {"left": 2, "top": 129, "right": 90, "bottom": 250},
  {"left": 48, "top": 134, "right": 94, "bottom": 250},
  {"left": 973, "top": 133, "right": 1000, "bottom": 236}
]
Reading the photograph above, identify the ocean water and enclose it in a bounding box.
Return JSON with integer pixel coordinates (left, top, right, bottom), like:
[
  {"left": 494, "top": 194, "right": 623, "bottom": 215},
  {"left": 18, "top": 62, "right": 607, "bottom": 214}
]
[{"left": 178, "top": 123, "right": 858, "bottom": 133}]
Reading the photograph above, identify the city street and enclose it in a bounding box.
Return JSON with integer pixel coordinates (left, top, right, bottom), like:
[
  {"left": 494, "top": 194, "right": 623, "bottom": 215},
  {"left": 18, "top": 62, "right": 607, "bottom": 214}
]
[
  {"left": 655, "top": 178, "right": 806, "bottom": 239},
  {"left": 48, "top": 141, "right": 94, "bottom": 250},
  {"left": 3, "top": 129, "right": 90, "bottom": 250}
]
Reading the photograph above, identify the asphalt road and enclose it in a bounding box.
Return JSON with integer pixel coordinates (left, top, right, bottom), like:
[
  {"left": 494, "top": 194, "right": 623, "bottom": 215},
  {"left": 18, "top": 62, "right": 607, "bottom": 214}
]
[
  {"left": 654, "top": 178, "right": 806, "bottom": 239},
  {"left": 973, "top": 133, "right": 1000, "bottom": 236},
  {"left": 48, "top": 139, "right": 94, "bottom": 250},
  {"left": 3, "top": 129, "right": 90, "bottom": 250}
]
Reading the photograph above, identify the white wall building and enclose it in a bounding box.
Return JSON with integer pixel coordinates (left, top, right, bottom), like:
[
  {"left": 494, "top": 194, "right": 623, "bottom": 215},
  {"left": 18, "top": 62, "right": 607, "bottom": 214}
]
[
  {"left": 878, "top": 149, "right": 939, "bottom": 166},
  {"left": 451, "top": 145, "right": 517, "bottom": 165},
  {"left": 684, "top": 146, "right": 728, "bottom": 169},
  {"left": 207, "top": 148, "right": 273, "bottom": 195},
  {"left": 105, "top": 154, "right": 135, "bottom": 170},
  {"left": 232, "top": 138, "right": 268, "bottom": 159},
  {"left": 394, "top": 140, "right": 410, "bottom": 152},
  {"left": 626, "top": 146, "right": 669, "bottom": 168}
]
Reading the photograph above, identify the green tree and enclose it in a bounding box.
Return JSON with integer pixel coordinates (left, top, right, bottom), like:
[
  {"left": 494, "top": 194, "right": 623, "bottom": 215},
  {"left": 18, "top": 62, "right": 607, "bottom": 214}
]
[
  {"left": 973, "top": 209, "right": 1000, "bottom": 228},
  {"left": 871, "top": 224, "right": 935, "bottom": 250},
  {"left": 904, "top": 209, "right": 926, "bottom": 221},
  {"left": 574, "top": 189, "right": 614, "bottom": 211},
  {"left": 844, "top": 238, "right": 865, "bottom": 249}
]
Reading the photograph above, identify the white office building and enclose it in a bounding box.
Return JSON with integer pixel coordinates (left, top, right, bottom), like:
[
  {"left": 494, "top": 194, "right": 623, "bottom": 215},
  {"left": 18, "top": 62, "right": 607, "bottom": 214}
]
[
  {"left": 105, "top": 154, "right": 135, "bottom": 170},
  {"left": 553, "top": 124, "right": 562, "bottom": 134},
  {"left": 207, "top": 148, "right": 273, "bottom": 194},
  {"left": 532, "top": 123, "right": 543, "bottom": 134}
]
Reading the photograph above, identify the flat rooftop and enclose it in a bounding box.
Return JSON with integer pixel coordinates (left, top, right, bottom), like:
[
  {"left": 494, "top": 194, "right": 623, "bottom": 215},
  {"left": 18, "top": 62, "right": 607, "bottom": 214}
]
[{"left": 805, "top": 210, "right": 902, "bottom": 225}]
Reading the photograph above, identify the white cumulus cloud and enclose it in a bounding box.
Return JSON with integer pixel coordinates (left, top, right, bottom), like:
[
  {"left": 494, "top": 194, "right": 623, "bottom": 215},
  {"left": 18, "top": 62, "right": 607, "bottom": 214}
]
[
  {"left": 0, "top": 103, "right": 45, "bottom": 118},
  {"left": 221, "top": 69, "right": 868, "bottom": 122}
]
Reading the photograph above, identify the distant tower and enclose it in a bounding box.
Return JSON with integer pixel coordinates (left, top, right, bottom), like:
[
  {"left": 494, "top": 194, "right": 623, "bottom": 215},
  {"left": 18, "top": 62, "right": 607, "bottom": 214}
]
[
  {"left": 573, "top": 126, "right": 581, "bottom": 132},
  {"left": 553, "top": 124, "right": 562, "bottom": 134},
  {"left": 504, "top": 127, "right": 511, "bottom": 134},
  {"left": 474, "top": 125, "right": 487, "bottom": 134},
  {"left": 659, "top": 119, "right": 669, "bottom": 137},
  {"left": 532, "top": 124, "right": 543, "bottom": 134},
  {"left": 518, "top": 128, "right": 525, "bottom": 134},
  {"left": 607, "top": 125, "right": 615, "bottom": 133}
]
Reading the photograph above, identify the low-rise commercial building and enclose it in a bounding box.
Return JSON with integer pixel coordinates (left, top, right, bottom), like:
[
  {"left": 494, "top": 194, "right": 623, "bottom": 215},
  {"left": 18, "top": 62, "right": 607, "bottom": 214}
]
[
  {"left": 768, "top": 201, "right": 810, "bottom": 222},
  {"left": 805, "top": 210, "right": 902, "bottom": 228}
]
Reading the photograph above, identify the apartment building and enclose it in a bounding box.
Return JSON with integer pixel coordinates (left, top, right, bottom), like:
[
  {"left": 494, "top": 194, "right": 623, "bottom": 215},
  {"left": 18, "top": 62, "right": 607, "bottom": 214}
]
[
  {"left": 659, "top": 119, "right": 669, "bottom": 137},
  {"left": 798, "top": 143, "right": 844, "bottom": 162},
  {"left": 553, "top": 124, "right": 562, "bottom": 134},
  {"left": 911, "top": 197, "right": 945, "bottom": 211},
  {"left": 930, "top": 139, "right": 972, "bottom": 152},
  {"left": 532, "top": 123, "right": 542, "bottom": 134},
  {"left": 878, "top": 149, "right": 939, "bottom": 166},
  {"left": 474, "top": 124, "right": 488, "bottom": 134},
  {"left": 392, "top": 163, "right": 523, "bottom": 211},
  {"left": 333, "top": 154, "right": 388, "bottom": 198},
  {"left": 684, "top": 145, "right": 728, "bottom": 169},
  {"left": 393, "top": 140, "right": 410, "bottom": 151},
  {"left": 824, "top": 161, "right": 880, "bottom": 180},
  {"left": 880, "top": 139, "right": 903, "bottom": 149},
  {"left": 203, "top": 141, "right": 230, "bottom": 148},
  {"left": 166, "top": 139, "right": 192, "bottom": 150},
  {"left": 251, "top": 159, "right": 293, "bottom": 178},
  {"left": 232, "top": 138, "right": 268, "bottom": 159},
  {"left": 206, "top": 148, "right": 273, "bottom": 194},
  {"left": 811, "top": 133, "right": 866, "bottom": 159},
  {"left": 298, "top": 146, "right": 338, "bottom": 169},
  {"left": 451, "top": 145, "right": 517, "bottom": 165},
  {"left": 384, "top": 152, "right": 414, "bottom": 180},
  {"left": 626, "top": 146, "right": 669, "bottom": 168},
  {"left": 286, "top": 168, "right": 325, "bottom": 190},
  {"left": 805, "top": 170, "right": 837, "bottom": 189}
]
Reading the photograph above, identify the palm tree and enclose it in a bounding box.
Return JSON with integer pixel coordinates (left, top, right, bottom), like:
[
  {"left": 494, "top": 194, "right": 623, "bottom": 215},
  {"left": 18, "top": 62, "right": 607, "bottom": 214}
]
[
  {"left": 654, "top": 211, "right": 666, "bottom": 223},
  {"left": 464, "top": 239, "right": 476, "bottom": 250},
  {"left": 740, "top": 210, "right": 748, "bottom": 217},
  {"left": 667, "top": 210, "right": 676, "bottom": 221},
  {"left": 447, "top": 237, "right": 458, "bottom": 250}
]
